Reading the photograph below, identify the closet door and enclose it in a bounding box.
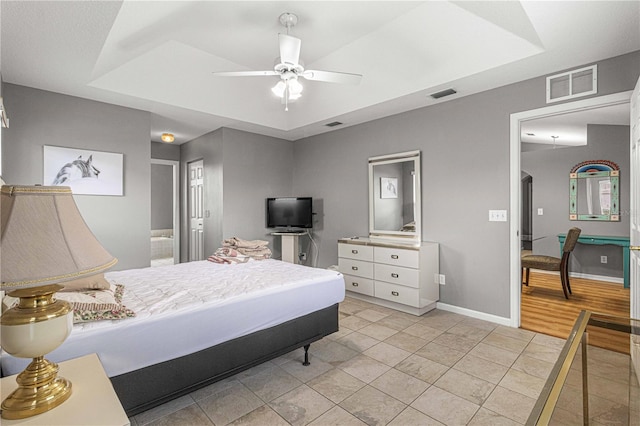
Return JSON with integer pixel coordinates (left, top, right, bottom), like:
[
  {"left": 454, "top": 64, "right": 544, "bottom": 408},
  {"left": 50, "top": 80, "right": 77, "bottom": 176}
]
[{"left": 188, "top": 160, "right": 205, "bottom": 261}]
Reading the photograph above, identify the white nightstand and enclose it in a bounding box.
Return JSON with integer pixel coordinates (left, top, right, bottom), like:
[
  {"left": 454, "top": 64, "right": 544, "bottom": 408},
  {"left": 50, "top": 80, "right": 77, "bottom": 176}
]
[{"left": 1, "top": 353, "right": 129, "bottom": 425}]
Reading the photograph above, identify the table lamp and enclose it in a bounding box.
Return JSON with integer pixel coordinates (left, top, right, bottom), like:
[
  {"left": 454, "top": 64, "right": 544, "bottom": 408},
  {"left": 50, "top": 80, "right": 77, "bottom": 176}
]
[{"left": 0, "top": 185, "right": 117, "bottom": 419}]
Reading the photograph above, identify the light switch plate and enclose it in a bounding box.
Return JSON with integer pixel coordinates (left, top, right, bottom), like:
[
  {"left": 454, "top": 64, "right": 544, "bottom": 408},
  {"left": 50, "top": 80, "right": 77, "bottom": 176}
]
[
  {"left": 538, "top": 208, "right": 544, "bottom": 215},
  {"left": 489, "top": 210, "right": 507, "bottom": 222}
]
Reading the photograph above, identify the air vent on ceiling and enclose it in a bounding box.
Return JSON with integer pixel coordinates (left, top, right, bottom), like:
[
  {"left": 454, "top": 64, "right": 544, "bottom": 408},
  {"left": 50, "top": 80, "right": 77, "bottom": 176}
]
[
  {"left": 430, "top": 88, "right": 457, "bottom": 99},
  {"left": 325, "top": 121, "right": 343, "bottom": 127}
]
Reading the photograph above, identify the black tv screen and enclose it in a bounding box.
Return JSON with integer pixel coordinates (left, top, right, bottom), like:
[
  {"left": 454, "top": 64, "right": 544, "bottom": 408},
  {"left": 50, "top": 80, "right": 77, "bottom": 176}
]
[{"left": 266, "top": 197, "right": 313, "bottom": 229}]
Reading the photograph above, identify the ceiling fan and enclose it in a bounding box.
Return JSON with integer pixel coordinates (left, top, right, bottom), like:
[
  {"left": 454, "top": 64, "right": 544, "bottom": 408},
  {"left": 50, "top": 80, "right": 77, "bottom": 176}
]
[{"left": 213, "top": 13, "right": 363, "bottom": 111}]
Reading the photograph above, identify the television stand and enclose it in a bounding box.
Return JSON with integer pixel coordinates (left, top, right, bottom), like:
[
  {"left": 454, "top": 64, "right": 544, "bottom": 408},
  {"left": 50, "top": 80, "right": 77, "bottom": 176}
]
[{"left": 271, "top": 231, "right": 306, "bottom": 264}]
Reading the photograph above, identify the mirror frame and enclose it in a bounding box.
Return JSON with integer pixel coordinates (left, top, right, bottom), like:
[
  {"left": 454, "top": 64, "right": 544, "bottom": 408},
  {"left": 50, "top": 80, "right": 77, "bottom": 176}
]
[
  {"left": 569, "top": 159, "right": 620, "bottom": 221},
  {"left": 368, "top": 150, "right": 421, "bottom": 241}
]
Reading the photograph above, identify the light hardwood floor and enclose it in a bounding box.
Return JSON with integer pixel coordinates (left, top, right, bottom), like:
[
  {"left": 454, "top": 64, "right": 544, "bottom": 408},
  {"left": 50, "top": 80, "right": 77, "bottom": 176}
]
[{"left": 520, "top": 270, "right": 631, "bottom": 354}]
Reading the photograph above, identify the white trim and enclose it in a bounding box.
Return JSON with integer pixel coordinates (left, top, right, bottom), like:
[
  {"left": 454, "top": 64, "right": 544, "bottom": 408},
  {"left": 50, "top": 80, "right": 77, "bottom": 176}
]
[
  {"left": 510, "top": 91, "right": 633, "bottom": 327},
  {"left": 436, "top": 302, "right": 512, "bottom": 327},
  {"left": 151, "top": 159, "right": 180, "bottom": 265}
]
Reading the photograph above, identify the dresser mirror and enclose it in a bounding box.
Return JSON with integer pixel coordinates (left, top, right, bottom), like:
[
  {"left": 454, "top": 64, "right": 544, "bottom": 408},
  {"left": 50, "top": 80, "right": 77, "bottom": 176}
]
[
  {"left": 569, "top": 160, "right": 620, "bottom": 221},
  {"left": 369, "top": 150, "right": 421, "bottom": 241}
]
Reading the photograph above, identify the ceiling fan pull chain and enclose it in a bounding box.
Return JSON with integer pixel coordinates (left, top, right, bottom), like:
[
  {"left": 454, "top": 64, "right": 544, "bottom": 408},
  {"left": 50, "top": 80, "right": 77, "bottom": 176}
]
[{"left": 285, "top": 84, "right": 289, "bottom": 112}]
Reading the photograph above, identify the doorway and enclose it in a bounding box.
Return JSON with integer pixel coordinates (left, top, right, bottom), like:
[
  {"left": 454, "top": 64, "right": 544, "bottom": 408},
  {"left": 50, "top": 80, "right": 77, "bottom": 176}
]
[
  {"left": 509, "top": 91, "right": 634, "bottom": 327},
  {"left": 521, "top": 173, "right": 533, "bottom": 251},
  {"left": 150, "top": 159, "right": 180, "bottom": 266}
]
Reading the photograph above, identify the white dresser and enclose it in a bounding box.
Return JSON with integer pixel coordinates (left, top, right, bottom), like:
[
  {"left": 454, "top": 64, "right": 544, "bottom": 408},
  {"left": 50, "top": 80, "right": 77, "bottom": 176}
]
[{"left": 338, "top": 237, "right": 439, "bottom": 315}]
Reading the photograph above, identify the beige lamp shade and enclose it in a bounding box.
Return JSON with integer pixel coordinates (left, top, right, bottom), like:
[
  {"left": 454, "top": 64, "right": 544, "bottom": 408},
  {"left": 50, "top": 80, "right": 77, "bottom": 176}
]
[{"left": 1, "top": 185, "right": 117, "bottom": 290}]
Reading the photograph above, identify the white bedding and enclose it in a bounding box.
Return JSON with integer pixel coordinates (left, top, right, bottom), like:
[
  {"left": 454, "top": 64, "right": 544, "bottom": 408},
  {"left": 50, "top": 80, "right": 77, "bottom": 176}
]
[{"left": 1, "top": 260, "right": 345, "bottom": 377}]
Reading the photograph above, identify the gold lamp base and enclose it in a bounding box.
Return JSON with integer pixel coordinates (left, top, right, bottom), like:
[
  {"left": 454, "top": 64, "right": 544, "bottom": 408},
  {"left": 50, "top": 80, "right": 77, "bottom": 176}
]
[
  {"left": 0, "top": 284, "right": 74, "bottom": 420},
  {"left": 1, "top": 357, "right": 72, "bottom": 419}
]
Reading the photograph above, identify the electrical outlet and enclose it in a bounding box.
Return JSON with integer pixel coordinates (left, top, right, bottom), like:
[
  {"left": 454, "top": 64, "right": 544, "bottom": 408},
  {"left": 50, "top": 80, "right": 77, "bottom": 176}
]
[
  {"left": 600, "top": 255, "right": 607, "bottom": 264},
  {"left": 299, "top": 253, "right": 307, "bottom": 261},
  {"left": 439, "top": 274, "right": 446, "bottom": 285}
]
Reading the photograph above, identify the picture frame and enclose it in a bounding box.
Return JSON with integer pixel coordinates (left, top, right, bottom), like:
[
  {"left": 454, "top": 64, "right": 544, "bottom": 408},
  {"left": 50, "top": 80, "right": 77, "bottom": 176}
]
[
  {"left": 380, "top": 177, "right": 398, "bottom": 199},
  {"left": 44, "top": 145, "right": 124, "bottom": 196}
]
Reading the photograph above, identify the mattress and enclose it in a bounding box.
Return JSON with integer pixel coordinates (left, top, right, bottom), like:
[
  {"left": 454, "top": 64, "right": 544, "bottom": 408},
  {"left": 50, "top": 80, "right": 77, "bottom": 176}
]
[{"left": 1, "top": 260, "right": 345, "bottom": 377}]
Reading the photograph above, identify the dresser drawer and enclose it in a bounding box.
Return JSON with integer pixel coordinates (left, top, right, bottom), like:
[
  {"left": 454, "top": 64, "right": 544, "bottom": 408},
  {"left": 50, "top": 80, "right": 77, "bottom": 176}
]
[
  {"left": 339, "top": 243, "right": 374, "bottom": 261},
  {"left": 374, "top": 246, "right": 419, "bottom": 268},
  {"left": 338, "top": 258, "right": 374, "bottom": 279},
  {"left": 343, "top": 274, "right": 374, "bottom": 296},
  {"left": 375, "top": 281, "right": 419, "bottom": 306},
  {"left": 374, "top": 263, "right": 419, "bottom": 288}
]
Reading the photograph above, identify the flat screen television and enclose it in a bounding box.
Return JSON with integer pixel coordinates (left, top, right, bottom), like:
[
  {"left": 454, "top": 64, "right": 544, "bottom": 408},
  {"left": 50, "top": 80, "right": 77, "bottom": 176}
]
[{"left": 266, "top": 197, "right": 313, "bottom": 229}]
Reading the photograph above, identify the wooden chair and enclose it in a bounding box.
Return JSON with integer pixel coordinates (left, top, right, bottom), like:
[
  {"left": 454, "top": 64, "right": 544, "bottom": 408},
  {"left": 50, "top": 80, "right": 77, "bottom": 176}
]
[{"left": 521, "top": 227, "right": 581, "bottom": 299}]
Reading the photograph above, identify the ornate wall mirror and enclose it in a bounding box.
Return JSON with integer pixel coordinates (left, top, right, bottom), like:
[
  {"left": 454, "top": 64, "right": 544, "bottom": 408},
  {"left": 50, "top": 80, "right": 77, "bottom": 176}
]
[
  {"left": 369, "top": 150, "right": 421, "bottom": 241},
  {"left": 569, "top": 160, "right": 619, "bottom": 221}
]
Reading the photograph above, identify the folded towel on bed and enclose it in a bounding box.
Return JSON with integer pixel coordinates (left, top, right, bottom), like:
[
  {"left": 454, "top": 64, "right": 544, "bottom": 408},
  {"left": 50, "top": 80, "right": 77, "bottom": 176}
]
[
  {"left": 216, "top": 247, "right": 240, "bottom": 257},
  {"left": 207, "top": 253, "right": 250, "bottom": 264},
  {"left": 223, "top": 237, "right": 269, "bottom": 249},
  {"left": 221, "top": 237, "right": 272, "bottom": 260}
]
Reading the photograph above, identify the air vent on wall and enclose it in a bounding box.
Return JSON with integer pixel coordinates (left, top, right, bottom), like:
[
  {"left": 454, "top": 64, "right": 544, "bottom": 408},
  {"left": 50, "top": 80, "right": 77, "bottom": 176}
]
[
  {"left": 430, "top": 88, "right": 457, "bottom": 99},
  {"left": 325, "top": 121, "right": 343, "bottom": 127},
  {"left": 546, "top": 65, "right": 597, "bottom": 103}
]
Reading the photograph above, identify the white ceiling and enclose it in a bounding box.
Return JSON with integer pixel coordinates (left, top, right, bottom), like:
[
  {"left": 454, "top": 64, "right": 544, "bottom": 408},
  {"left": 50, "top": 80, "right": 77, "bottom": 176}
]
[
  {"left": 1, "top": 1, "right": 639, "bottom": 144},
  {"left": 521, "top": 103, "right": 631, "bottom": 148}
]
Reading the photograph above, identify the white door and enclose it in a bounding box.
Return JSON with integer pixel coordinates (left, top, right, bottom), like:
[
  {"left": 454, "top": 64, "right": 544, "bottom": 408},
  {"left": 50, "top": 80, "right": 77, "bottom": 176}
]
[
  {"left": 188, "top": 160, "right": 205, "bottom": 261},
  {"left": 631, "top": 76, "right": 640, "bottom": 319},
  {"left": 631, "top": 75, "right": 640, "bottom": 387}
]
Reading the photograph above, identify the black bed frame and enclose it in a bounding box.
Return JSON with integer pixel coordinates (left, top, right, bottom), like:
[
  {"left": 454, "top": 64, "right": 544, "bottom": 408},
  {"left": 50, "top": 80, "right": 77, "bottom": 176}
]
[{"left": 110, "top": 303, "right": 339, "bottom": 416}]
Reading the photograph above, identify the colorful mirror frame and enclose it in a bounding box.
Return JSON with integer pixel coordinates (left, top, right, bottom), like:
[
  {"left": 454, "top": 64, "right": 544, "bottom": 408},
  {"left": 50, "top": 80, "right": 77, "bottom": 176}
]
[{"left": 569, "top": 160, "right": 620, "bottom": 221}]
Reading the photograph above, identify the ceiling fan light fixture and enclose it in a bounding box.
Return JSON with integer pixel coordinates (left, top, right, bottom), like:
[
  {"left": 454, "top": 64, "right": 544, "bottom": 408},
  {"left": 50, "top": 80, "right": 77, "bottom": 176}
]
[
  {"left": 271, "top": 81, "right": 286, "bottom": 97},
  {"left": 161, "top": 133, "right": 175, "bottom": 143},
  {"left": 288, "top": 78, "right": 303, "bottom": 96}
]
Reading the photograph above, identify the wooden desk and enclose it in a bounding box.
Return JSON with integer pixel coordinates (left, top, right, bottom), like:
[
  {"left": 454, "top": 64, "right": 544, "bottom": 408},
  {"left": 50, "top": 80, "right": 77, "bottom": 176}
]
[
  {"left": 1, "top": 354, "right": 129, "bottom": 425},
  {"left": 558, "top": 233, "right": 630, "bottom": 288}
]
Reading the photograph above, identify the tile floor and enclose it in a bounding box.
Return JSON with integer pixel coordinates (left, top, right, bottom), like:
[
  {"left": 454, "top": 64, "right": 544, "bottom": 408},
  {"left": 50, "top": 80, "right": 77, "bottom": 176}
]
[{"left": 126, "top": 296, "right": 590, "bottom": 425}]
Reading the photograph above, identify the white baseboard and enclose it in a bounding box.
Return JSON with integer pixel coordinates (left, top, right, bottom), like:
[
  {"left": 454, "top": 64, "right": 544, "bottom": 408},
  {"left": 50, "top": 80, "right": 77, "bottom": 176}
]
[{"left": 436, "top": 302, "right": 513, "bottom": 327}]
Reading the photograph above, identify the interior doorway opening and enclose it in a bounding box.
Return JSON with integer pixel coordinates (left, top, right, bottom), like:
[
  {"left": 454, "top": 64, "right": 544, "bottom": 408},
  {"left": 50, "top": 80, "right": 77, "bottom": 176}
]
[
  {"left": 521, "top": 173, "right": 533, "bottom": 251},
  {"left": 150, "top": 159, "right": 180, "bottom": 267},
  {"left": 509, "top": 91, "right": 633, "bottom": 328}
]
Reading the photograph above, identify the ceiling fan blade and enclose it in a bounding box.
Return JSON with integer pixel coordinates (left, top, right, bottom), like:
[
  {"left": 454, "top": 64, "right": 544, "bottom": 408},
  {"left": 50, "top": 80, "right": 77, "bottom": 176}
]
[
  {"left": 302, "top": 70, "right": 362, "bottom": 85},
  {"left": 279, "top": 34, "right": 301, "bottom": 66},
  {"left": 212, "top": 71, "right": 278, "bottom": 77}
]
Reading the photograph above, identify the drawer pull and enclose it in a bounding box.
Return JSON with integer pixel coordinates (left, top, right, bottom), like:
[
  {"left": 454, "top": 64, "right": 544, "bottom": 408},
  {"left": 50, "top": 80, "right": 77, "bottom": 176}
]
[
  {"left": 352, "top": 266, "right": 359, "bottom": 271},
  {"left": 391, "top": 254, "right": 399, "bottom": 259},
  {"left": 352, "top": 249, "right": 359, "bottom": 254},
  {"left": 391, "top": 273, "right": 399, "bottom": 278},
  {"left": 351, "top": 282, "right": 359, "bottom": 287},
  {"left": 391, "top": 291, "right": 399, "bottom": 296}
]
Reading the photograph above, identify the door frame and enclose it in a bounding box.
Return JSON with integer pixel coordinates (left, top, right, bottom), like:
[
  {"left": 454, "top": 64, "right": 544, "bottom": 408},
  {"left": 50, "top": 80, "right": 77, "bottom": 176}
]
[
  {"left": 509, "top": 90, "right": 633, "bottom": 327},
  {"left": 151, "top": 159, "right": 180, "bottom": 264}
]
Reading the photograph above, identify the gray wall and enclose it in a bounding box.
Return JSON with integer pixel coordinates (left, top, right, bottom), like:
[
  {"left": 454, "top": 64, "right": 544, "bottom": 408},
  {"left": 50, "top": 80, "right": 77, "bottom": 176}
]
[
  {"left": 179, "top": 128, "right": 293, "bottom": 261},
  {"left": 292, "top": 50, "right": 640, "bottom": 318},
  {"left": 151, "top": 141, "right": 180, "bottom": 161},
  {"left": 221, "top": 128, "right": 294, "bottom": 257},
  {"left": 150, "top": 163, "right": 174, "bottom": 230},
  {"left": 522, "top": 124, "right": 630, "bottom": 279},
  {"left": 1, "top": 84, "right": 151, "bottom": 271}
]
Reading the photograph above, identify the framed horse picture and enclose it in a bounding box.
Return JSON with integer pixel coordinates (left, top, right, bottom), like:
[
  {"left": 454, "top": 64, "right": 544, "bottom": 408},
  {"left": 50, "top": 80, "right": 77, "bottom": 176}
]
[{"left": 43, "top": 145, "right": 124, "bottom": 196}]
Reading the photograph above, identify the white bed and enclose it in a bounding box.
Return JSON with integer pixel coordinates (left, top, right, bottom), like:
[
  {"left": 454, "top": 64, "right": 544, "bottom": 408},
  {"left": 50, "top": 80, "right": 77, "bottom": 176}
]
[{"left": 1, "top": 259, "right": 345, "bottom": 414}]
